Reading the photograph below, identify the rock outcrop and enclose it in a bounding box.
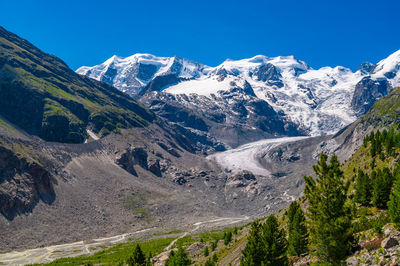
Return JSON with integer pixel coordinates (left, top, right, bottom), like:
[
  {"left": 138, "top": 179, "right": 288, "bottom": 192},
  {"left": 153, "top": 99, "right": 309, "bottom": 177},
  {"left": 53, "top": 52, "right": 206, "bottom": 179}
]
[
  {"left": 0, "top": 145, "right": 54, "bottom": 219},
  {"left": 351, "top": 76, "right": 390, "bottom": 116},
  {"left": 116, "top": 147, "right": 166, "bottom": 177}
]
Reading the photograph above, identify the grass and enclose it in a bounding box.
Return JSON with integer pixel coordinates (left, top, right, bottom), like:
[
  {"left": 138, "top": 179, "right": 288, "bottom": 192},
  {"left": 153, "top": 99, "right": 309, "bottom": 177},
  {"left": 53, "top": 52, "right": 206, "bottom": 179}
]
[
  {"left": 37, "top": 237, "right": 175, "bottom": 265},
  {"left": 173, "top": 227, "right": 236, "bottom": 249},
  {"left": 361, "top": 87, "right": 400, "bottom": 125},
  {"left": 123, "top": 195, "right": 148, "bottom": 215},
  {"left": 0, "top": 117, "right": 17, "bottom": 135},
  {"left": 0, "top": 32, "right": 155, "bottom": 144},
  {"left": 0, "top": 138, "right": 42, "bottom": 166},
  {"left": 43, "top": 98, "right": 83, "bottom": 124}
]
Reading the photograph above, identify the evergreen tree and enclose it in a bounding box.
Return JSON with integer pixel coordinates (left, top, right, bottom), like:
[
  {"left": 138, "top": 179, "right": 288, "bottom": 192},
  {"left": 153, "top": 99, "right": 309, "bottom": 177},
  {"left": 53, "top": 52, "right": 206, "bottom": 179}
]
[
  {"left": 241, "top": 216, "right": 288, "bottom": 265},
  {"left": 210, "top": 240, "right": 217, "bottom": 251},
  {"left": 147, "top": 252, "right": 152, "bottom": 266},
  {"left": 304, "top": 153, "right": 352, "bottom": 263},
  {"left": 287, "top": 202, "right": 308, "bottom": 257},
  {"left": 354, "top": 169, "right": 371, "bottom": 206},
  {"left": 212, "top": 253, "right": 218, "bottom": 262},
  {"left": 363, "top": 135, "right": 369, "bottom": 148},
  {"left": 385, "top": 128, "right": 395, "bottom": 156},
  {"left": 127, "top": 244, "right": 147, "bottom": 266},
  {"left": 372, "top": 167, "right": 393, "bottom": 208},
  {"left": 204, "top": 246, "right": 209, "bottom": 257},
  {"left": 224, "top": 231, "right": 232, "bottom": 245},
  {"left": 389, "top": 176, "right": 400, "bottom": 229},
  {"left": 262, "top": 215, "right": 288, "bottom": 265},
  {"left": 241, "top": 221, "right": 264, "bottom": 266},
  {"left": 204, "top": 258, "right": 215, "bottom": 266},
  {"left": 287, "top": 201, "right": 300, "bottom": 232},
  {"left": 165, "top": 246, "right": 191, "bottom": 266}
]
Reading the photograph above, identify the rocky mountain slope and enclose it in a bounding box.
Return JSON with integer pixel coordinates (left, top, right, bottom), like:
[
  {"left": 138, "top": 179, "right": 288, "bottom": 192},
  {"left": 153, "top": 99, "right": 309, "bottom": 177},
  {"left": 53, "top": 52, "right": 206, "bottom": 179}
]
[
  {"left": 256, "top": 85, "right": 400, "bottom": 195},
  {"left": 0, "top": 26, "right": 154, "bottom": 144},
  {"left": 0, "top": 27, "right": 305, "bottom": 253},
  {"left": 78, "top": 50, "right": 400, "bottom": 146}
]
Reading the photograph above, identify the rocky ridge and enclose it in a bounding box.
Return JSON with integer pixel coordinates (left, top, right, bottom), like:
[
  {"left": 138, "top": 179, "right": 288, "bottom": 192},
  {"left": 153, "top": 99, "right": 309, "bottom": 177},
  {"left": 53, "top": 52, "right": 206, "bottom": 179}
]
[{"left": 78, "top": 50, "right": 400, "bottom": 147}]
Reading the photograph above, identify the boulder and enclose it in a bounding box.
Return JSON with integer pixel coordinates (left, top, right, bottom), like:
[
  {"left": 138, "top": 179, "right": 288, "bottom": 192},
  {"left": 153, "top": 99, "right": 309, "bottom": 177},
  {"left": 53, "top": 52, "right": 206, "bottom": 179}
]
[
  {"left": 148, "top": 159, "right": 162, "bottom": 177},
  {"left": 381, "top": 237, "right": 399, "bottom": 249},
  {"left": 345, "top": 256, "right": 358, "bottom": 266}
]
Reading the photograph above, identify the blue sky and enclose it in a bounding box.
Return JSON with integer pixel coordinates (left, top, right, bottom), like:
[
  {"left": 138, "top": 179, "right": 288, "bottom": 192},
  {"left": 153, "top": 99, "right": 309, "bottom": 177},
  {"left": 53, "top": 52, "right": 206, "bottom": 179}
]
[{"left": 1, "top": 0, "right": 399, "bottom": 71}]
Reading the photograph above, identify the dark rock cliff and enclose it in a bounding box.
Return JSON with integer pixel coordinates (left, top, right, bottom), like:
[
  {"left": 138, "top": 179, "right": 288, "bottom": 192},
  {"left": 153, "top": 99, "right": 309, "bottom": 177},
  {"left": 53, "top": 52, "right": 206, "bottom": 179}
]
[
  {"left": 0, "top": 145, "right": 54, "bottom": 220},
  {"left": 351, "top": 76, "right": 390, "bottom": 116}
]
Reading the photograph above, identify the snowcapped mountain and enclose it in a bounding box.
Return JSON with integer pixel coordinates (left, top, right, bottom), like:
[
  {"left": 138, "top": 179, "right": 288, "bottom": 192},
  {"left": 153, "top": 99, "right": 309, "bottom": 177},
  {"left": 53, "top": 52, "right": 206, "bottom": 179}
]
[
  {"left": 77, "top": 54, "right": 210, "bottom": 96},
  {"left": 77, "top": 50, "right": 400, "bottom": 146},
  {"left": 164, "top": 55, "right": 365, "bottom": 135}
]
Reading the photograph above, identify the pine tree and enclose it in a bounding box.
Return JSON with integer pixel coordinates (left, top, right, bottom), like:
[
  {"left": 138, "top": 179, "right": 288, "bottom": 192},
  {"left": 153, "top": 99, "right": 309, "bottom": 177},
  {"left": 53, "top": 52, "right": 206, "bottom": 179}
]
[
  {"left": 363, "top": 135, "right": 369, "bottom": 148},
  {"left": 204, "top": 258, "right": 215, "bottom": 266},
  {"left": 224, "top": 231, "right": 232, "bottom": 245},
  {"left": 385, "top": 128, "right": 395, "bottom": 156},
  {"left": 262, "top": 215, "right": 288, "bottom": 265},
  {"left": 210, "top": 240, "right": 217, "bottom": 251},
  {"left": 287, "top": 201, "right": 299, "bottom": 232},
  {"left": 165, "top": 246, "right": 191, "bottom": 266},
  {"left": 204, "top": 246, "right": 209, "bottom": 257},
  {"left": 287, "top": 202, "right": 308, "bottom": 257},
  {"left": 241, "top": 221, "right": 264, "bottom": 266},
  {"left": 372, "top": 167, "right": 393, "bottom": 208},
  {"left": 354, "top": 169, "right": 371, "bottom": 206},
  {"left": 212, "top": 253, "right": 218, "bottom": 262},
  {"left": 304, "top": 153, "right": 352, "bottom": 263},
  {"left": 388, "top": 176, "right": 400, "bottom": 229},
  {"left": 127, "top": 244, "right": 147, "bottom": 266}
]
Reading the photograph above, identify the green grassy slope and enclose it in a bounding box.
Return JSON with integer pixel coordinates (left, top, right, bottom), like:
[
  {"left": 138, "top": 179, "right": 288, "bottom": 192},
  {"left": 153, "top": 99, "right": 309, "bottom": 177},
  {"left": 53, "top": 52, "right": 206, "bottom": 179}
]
[
  {"left": 359, "top": 86, "right": 400, "bottom": 127},
  {"left": 0, "top": 26, "right": 154, "bottom": 143}
]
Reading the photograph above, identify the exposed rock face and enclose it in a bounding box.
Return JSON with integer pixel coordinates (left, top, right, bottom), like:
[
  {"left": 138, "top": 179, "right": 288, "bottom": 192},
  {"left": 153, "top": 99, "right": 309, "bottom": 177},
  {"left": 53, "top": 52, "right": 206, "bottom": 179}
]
[
  {"left": 0, "top": 146, "right": 54, "bottom": 219},
  {"left": 116, "top": 146, "right": 168, "bottom": 177},
  {"left": 357, "top": 62, "right": 376, "bottom": 75},
  {"left": 148, "top": 100, "right": 209, "bottom": 131},
  {"left": 148, "top": 159, "right": 162, "bottom": 177},
  {"left": 141, "top": 74, "right": 187, "bottom": 96},
  {"left": 254, "top": 63, "right": 283, "bottom": 87},
  {"left": 351, "top": 76, "right": 390, "bottom": 115},
  {"left": 142, "top": 89, "right": 302, "bottom": 149},
  {"left": 381, "top": 237, "right": 399, "bottom": 249},
  {"left": 116, "top": 147, "right": 150, "bottom": 176}
]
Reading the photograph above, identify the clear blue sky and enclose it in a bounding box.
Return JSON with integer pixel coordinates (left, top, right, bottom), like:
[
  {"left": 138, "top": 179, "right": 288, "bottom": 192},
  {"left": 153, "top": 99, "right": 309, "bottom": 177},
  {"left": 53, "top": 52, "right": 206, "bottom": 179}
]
[{"left": 1, "top": 0, "right": 399, "bottom": 71}]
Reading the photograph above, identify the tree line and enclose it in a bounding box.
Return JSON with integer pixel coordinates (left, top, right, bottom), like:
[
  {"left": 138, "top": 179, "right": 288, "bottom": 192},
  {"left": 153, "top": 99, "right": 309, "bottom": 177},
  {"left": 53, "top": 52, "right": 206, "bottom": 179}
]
[{"left": 241, "top": 127, "right": 400, "bottom": 264}]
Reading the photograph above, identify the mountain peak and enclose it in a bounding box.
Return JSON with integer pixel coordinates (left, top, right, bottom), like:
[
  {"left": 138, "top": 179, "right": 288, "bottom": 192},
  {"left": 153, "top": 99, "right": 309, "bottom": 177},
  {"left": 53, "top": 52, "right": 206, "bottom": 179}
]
[
  {"left": 76, "top": 53, "right": 209, "bottom": 96},
  {"left": 357, "top": 62, "right": 376, "bottom": 75},
  {"left": 372, "top": 49, "right": 400, "bottom": 84}
]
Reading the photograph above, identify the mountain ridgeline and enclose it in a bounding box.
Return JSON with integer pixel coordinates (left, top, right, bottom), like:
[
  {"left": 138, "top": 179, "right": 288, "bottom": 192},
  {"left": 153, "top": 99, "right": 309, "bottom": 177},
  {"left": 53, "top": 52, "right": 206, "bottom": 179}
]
[
  {"left": 0, "top": 26, "right": 154, "bottom": 143},
  {"left": 78, "top": 50, "right": 400, "bottom": 144}
]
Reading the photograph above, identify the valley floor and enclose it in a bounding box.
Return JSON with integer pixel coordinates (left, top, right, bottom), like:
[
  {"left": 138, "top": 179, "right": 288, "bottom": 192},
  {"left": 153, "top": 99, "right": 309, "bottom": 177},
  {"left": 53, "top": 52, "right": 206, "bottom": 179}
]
[
  {"left": 0, "top": 216, "right": 249, "bottom": 265},
  {"left": 0, "top": 136, "right": 313, "bottom": 265}
]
